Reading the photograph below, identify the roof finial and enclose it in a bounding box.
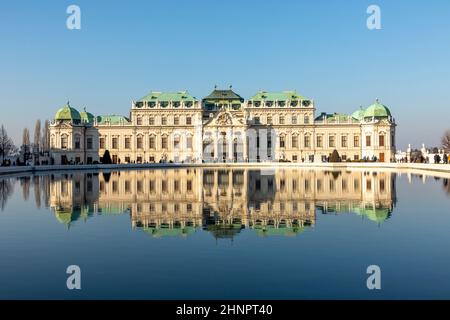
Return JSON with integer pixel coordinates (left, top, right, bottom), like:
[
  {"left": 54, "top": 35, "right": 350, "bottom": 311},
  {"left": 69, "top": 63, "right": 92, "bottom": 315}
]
[
  {"left": 214, "top": 84, "right": 217, "bottom": 89},
  {"left": 376, "top": 98, "right": 379, "bottom": 103},
  {"left": 229, "top": 85, "right": 232, "bottom": 89}
]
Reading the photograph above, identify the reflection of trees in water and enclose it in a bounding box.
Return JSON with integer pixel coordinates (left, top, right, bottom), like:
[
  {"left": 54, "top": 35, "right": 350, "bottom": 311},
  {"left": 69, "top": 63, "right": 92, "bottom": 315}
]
[
  {"left": 33, "top": 176, "right": 41, "bottom": 208},
  {"left": 444, "top": 179, "right": 450, "bottom": 197},
  {"left": 0, "top": 178, "right": 14, "bottom": 211},
  {"left": 20, "top": 177, "right": 31, "bottom": 201}
]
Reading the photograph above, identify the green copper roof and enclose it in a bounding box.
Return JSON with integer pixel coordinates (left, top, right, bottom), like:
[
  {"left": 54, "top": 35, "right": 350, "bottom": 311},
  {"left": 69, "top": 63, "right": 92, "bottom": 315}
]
[
  {"left": 250, "top": 91, "right": 307, "bottom": 102},
  {"left": 203, "top": 89, "right": 244, "bottom": 102},
  {"left": 96, "top": 115, "right": 130, "bottom": 125},
  {"left": 315, "top": 113, "right": 357, "bottom": 123},
  {"left": 363, "top": 100, "right": 391, "bottom": 118},
  {"left": 80, "top": 109, "right": 95, "bottom": 124},
  {"left": 55, "top": 103, "right": 81, "bottom": 122},
  {"left": 138, "top": 91, "right": 198, "bottom": 102},
  {"left": 351, "top": 107, "right": 366, "bottom": 121},
  {"left": 354, "top": 206, "right": 391, "bottom": 223}
]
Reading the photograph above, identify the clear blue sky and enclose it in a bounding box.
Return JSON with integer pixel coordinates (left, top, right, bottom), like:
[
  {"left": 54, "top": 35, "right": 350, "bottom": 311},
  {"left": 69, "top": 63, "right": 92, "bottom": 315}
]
[{"left": 1, "top": 0, "right": 449, "bottom": 149}]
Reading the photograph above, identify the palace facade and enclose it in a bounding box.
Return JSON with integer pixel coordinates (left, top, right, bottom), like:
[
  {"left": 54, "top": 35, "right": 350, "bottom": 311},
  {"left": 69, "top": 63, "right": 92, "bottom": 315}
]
[{"left": 49, "top": 88, "right": 396, "bottom": 164}]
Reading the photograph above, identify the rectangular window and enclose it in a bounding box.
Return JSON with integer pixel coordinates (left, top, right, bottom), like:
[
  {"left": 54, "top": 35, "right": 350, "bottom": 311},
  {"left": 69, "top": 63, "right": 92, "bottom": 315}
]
[
  {"left": 304, "top": 115, "right": 309, "bottom": 124},
  {"left": 124, "top": 137, "right": 131, "bottom": 149},
  {"left": 304, "top": 135, "right": 311, "bottom": 148},
  {"left": 112, "top": 137, "right": 118, "bottom": 149},
  {"left": 186, "top": 136, "right": 193, "bottom": 149},
  {"left": 99, "top": 137, "right": 105, "bottom": 149},
  {"left": 292, "top": 135, "right": 298, "bottom": 148},
  {"left": 75, "top": 136, "right": 81, "bottom": 150},
  {"left": 136, "top": 117, "right": 142, "bottom": 125},
  {"left": 86, "top": 137, "right": 93, "bottom": 150},
  {"left": 267, "top": 116, "right": 272, "bottom": 125},
  {"left": 354, "top": 136, "right": 360, "bottom": 147},
  {"left": 341, "top": 136, "right": 347, "bottom": 148},
  {"left": 317, "top": 136, "right": 323, "bottom": 148},
  {"left": 161, "top": 117, "right": 167, "bottom": 125},
  {"left": 280, "top": 136, "right": 285, "bottom": 148},
  {"left": 161, "top": 136, "right": 168, "bottom": 149},
  {"left": 329, "top": 136, "right": 335, "bottom": 148},
  {"left": 174, "top": 117, "right": 179, "bottom": 125},
  {"left": 279, "top": 116, "right": 285, "bottom": 125},
  {"left": 366, "top": 135, "right": 371, "bottom": 147},
  {"left": 292, "top": 115, "right": 297, "bottom": 124},
  {"left": 186, "top": 117, "right": 192, "bottom": 125},
  {"left": 137, "top": 136, "right": 143, "bottom": 149},
  {"left": 354, "top": 154, "right": 359, "bottom": 161},
  {"left": 292, "top": 155, "right": 298, "bottom": 162},
  {"left": 187, "top": 180, "right": 192, "bottom": 192},
  {"left": 149, "top": 117, "right": 155, "bottom": 125},
  {"left": 149, "top": 136, "right": 155, "bottom": 149},
  {"left": 379, "top": 135, "right": 385, "bottom": 147},
  {"left": 174, "top": 136, "right": 180, "bottom": 149}
]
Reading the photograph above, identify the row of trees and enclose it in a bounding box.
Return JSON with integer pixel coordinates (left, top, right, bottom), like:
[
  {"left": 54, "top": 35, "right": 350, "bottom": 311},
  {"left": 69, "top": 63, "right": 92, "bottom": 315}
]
[{"left": 0, "top": 120, "right": 50, "bottom": 165}]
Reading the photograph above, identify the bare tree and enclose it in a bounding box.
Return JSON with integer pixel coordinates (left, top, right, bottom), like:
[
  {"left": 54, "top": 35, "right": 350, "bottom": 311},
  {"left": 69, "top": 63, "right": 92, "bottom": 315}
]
[
  {"left": 22, "top": 128, "right": 30, "bottom": 162},
  {"left": 0, "top": 125, "right": 14, "bottom": 163},
  {"left": 442, "top": 130, "right": 450, "bottom": 152},
  {"left": 34, "top": 120, "right": 41, "bottom": 153},
  {"left": 41, "top": 119, "right": 50, "bottom": 153}
]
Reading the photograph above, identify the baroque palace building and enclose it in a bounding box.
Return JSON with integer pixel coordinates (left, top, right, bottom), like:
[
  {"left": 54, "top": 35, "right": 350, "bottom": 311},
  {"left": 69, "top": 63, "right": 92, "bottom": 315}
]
[{"left": 49, "top": 88, "right": 396, "bottom": 164}]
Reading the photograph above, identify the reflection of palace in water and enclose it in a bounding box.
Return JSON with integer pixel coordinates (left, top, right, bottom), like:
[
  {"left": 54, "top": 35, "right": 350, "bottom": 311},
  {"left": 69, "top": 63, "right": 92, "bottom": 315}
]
[{"left": 48, "top": 169, "right": 396, "bottom": 237}]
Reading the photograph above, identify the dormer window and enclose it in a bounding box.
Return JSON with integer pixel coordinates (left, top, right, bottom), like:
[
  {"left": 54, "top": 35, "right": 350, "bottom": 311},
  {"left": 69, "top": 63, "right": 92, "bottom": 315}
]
[
  {"left": 290, "top": 101, "right": 298, "bottom": 107},
  {"left": 302, "top": 100, "right": 311, "bottom": 107}
]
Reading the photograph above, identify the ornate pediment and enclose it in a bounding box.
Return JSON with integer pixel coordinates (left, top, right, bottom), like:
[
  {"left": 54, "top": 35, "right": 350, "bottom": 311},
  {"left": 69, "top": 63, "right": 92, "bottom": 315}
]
[{"left": 205, "top": 110, "right": 246, "bottom": 127}]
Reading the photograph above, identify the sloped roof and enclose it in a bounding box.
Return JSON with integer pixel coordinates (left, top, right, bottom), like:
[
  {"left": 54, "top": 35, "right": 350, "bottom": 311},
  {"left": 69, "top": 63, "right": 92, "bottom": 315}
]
[
  {"left": 203, "top": 89, "right": 244, "bottom": 102},
  {"left": 250, "top": 91, "right": 308, "bottom": 101},
  {"left": 138, "top": 91, "right": 198, "bottom": 102}
]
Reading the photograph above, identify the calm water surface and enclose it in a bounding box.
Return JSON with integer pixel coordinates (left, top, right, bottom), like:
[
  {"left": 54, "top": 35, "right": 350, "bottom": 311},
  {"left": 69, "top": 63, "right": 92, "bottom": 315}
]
[{"left": 0, "top": 168, "right": 449, "bottom": 299}]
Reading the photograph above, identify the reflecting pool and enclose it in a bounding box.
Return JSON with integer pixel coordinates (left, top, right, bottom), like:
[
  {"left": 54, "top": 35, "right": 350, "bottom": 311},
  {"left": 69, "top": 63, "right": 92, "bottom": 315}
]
[{"left": 0, "top": 168, "right": 449, "bottom": 299}]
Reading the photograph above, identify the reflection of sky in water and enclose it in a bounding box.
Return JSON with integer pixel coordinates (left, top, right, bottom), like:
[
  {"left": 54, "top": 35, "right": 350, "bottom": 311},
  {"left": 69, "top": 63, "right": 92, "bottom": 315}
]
[{"left": 0, "top": 169, "right": 449, "bottom": 299}]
